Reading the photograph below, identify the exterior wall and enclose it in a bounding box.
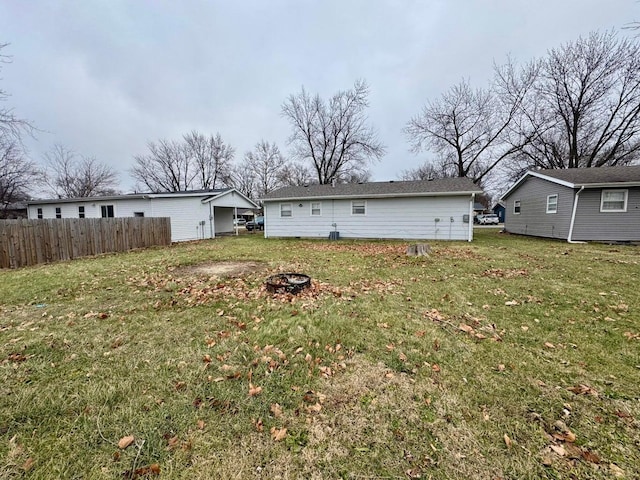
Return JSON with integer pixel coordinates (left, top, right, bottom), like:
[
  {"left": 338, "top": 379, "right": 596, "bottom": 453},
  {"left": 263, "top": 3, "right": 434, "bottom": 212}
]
[
  {"left": 213, "top": 207, "right": 234, "bottom": 234},
  {"left": 571, "top": 187, "right": 640, "bottom": 241},
  {"left": 264, "top": 195, "right": 472, "bottom": 241},
  {"left": 503, "top": 177, "right": 574, "bottom": 239},
  {"left": 28, "top": 197, "right": 211, "bottom": 242}
]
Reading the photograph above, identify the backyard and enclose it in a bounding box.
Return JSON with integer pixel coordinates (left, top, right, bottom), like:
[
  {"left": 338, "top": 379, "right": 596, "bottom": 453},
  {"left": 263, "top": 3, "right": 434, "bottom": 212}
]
[{"left": 0, "top": 230, "right": 638, "bottom": 479}]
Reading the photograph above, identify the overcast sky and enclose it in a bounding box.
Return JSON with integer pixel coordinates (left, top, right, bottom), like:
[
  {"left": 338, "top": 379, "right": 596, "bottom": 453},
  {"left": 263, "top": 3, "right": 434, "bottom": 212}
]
[{"left": 1, "top": 0, "right": 638, "bottom": 193}]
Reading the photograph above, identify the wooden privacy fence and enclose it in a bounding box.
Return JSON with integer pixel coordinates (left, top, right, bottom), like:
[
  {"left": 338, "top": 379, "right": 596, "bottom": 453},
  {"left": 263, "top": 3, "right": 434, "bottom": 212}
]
[{"left": 0, "top": 217, "right": 171, "bottom": 269}]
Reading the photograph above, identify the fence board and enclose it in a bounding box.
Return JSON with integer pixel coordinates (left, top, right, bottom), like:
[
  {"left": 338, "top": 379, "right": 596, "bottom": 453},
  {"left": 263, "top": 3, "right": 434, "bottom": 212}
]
[{"left": 0, "top": 218, "right": 171, "bottom": 268}]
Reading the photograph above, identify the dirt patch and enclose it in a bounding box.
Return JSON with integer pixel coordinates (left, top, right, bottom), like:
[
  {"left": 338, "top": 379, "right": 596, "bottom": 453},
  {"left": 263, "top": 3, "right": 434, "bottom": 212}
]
[{"left": 175, "top": 261, "right": 264, "bottom": 278}]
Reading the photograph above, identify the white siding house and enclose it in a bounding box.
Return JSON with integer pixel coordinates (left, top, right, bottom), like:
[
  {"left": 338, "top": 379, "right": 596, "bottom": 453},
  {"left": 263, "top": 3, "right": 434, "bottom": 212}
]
[
  {"left": 262, "top": 178, "right": 483, "bottom": 241},
  {"left": 27, "top": 189, "right": 258, "bottom": 242}
]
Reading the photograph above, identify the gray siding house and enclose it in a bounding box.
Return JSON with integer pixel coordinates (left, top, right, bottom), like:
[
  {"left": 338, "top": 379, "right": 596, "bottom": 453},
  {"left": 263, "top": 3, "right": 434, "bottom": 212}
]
[
  {"left": 262, "top": 178, "right": 483, "bottom": 241},
  {"left": 501, "top": 166, "right": 640, "bottom": 242}
]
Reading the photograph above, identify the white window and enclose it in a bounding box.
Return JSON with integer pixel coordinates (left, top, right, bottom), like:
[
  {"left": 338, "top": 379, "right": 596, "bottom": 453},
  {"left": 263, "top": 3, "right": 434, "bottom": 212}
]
[
  {"left": 514, "top": 200, "right": 521, "bottom": 214},
  {"left": 78, "top": 206, "right": 85, "bottom": 218},
  {"left": 546, "top": 194, "right": 558, "bottom": 214},
  {"left": 600, "top": 190, "right": 627, "bottom": 212},
  {"left": 101, "top": 205, "right": 115, "bottom": 218},
  {"left": 311, "top": 202, "right": 321, "bottom": 216},
  {"left": 37, "top": 208, "right": 43, "bottom": 219},
  {"left": 351, "top": 200, "right": 366, "bottom": 215},
  {"left": 280, "top": 203, "right": 292, "bottom": 217},
  {"left": 55, "top": 207, "right": 62, "bottom": 219}
]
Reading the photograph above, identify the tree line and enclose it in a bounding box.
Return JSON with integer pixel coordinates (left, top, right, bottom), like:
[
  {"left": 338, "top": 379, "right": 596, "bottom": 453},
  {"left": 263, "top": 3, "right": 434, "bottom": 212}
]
[{"left": 3, "top": 30, "right": 640, "bottom": 216}]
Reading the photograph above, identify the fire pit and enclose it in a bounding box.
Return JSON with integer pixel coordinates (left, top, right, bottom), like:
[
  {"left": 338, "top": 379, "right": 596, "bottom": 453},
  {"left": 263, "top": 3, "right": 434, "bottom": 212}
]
[{"left": 266, "top": 273, "right": 311, "bottom": 294}]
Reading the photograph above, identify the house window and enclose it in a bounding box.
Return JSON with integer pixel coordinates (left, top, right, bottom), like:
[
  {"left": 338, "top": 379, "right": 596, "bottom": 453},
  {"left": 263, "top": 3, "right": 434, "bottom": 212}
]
[
  {"left": 134, "top": 212, "right": 144, "bottom": 217},
  {"left": 37, "top": 208, "right": 43, "bottom": 219},
  {"left": 311, "top": 202, "right": 321, "bottom": 216},
  {"left": 513, "top": 200, "right": 521, "bottom": 214},
  {"left": 55, "top": 207, "right": 62, "bottom": 219},
  {"left": 280, "top": 203, "right": 292, "bottom": 217},
  {"left": 600, "top": 189, "right": 627, "bottom": 212},
  {"left": 101, "top": 205, "right": 115, "bottom": 218},
  {"left": 352, "top": 200, "right": 366, "bottom": 215},
  {"left": 78, "top": 206, "right": 85, "bottom": 218},
  {"left": 546, "top": 195, "right": 558, "bottom": 214}
]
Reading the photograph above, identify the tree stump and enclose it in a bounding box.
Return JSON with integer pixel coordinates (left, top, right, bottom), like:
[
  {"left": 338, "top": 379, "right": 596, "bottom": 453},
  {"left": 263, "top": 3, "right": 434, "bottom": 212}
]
[{"left": 406, "top": 243, "right": 431, "bottom": 257}]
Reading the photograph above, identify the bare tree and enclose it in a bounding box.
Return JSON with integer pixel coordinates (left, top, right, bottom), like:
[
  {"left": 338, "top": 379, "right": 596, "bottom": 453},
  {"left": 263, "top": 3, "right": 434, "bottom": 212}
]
[
  {"left": 0, "top": 139, "right": 39, "bottom": 216},
  {"left": 240, "top": 140, "right": 287, "bottom": 199},
  {"left": 399, "top": 160, "right": 456, "bottom": 181},
  {"left": 405, "top": 76, "right": 533, "bottom": 185},
  {"left": 502, "top": 31, "right": 640, "bottom": 173},
  {"left": 183, "top": 131, "right": 233, "bottom": 189},
  {"left": 43, "top": 144, "right": 119, "bottom": 198},
  {"left": 1, "top": 43, "right": 33, "bottom": 142},
  {"left": 132, "top": 133, "right": 234, "bottom": 192},
  {"left": 227, "top": 165, "right": 256, "bottom": 201},
  {"left": 282, "top": 79, "right": 385, "bottom": 184},
  {"left": 277, "top": 162, "right": 313, "bottom": 187}
]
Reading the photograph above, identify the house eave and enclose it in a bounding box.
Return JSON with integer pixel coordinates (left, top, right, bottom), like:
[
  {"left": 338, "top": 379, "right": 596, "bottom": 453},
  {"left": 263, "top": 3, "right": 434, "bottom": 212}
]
[{"left": 262, "top": 191, "right": 481, "bottom": 203}]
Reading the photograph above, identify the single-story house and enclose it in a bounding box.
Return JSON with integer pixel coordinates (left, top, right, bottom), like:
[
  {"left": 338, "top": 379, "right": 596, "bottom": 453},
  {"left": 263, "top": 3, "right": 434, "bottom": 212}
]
[
  {"left": 500, "top": 166, "right": 640, "bottom": 242},
  {"left": 27, "top": 189, "right": 258, "bottom": 242},
  {"left": 261, "top": 178, "right": 483, "bottom": 241},
  {"left": 492, "top": 202, "right": 506, "bottom": 223}
]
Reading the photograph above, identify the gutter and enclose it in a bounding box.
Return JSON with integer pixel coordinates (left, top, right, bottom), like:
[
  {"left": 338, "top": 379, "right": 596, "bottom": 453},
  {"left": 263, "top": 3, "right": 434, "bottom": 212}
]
[
  {"left": 468, "top": 193, "right": 475, "bottom": 242},
  {"left": 567, "top": 186, "right": 586, "bottom": 244},
  {"left": 263, "top": 190, "right": 483, "bottom": 202}
]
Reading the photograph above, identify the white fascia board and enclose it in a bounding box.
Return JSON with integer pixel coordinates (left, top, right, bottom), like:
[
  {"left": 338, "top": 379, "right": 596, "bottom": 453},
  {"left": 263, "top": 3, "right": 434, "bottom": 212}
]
[
  {"left": 579, "top": 182, "right": 640, "bottom": 188},
  {"left": 501, "top": 171, "right": 574, "bottom": 201},
  {"left": 262, "top": 191, "right": 481, "bottom": 203},
  {"left": 202, "top": 189, "right": 259, "bottom": 208},
  {"left": 27, "top": 195, "right": 147, "bottom": 205}
]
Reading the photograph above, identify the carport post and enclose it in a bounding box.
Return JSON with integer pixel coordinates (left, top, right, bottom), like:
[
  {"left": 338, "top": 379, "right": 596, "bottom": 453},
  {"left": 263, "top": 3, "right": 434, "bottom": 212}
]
[{"left": 234, "top": 207, "right": 238, "bottom": 236}]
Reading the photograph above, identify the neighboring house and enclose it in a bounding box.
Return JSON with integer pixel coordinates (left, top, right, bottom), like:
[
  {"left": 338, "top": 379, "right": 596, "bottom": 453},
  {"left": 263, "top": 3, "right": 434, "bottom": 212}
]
[
  {"left": 262, "top": 178, "right": 483, "bottom": 241},
  {"left": 27, "top": 189, "right": 258, "bottom": 242},
  {"left": 492, "top": 202, "right": 506, "bottom": 223},
  {"left": 1, "top": 201, "right": 28, "bottom": 219},
  {"left": 501, "top": 166, "right": 640, "bottom": 242}
]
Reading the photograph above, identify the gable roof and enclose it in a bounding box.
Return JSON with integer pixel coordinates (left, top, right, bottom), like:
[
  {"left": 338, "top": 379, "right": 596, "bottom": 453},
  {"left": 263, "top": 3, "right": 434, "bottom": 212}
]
[
  {"left": 502, "top": 165, "right": 640, "bottom": 199},
  {"left": 263, "top": 178, "right": 482, "bottom": 201},
  {"left": 27, "top": 188, "right": 235, "bottom": 205}
]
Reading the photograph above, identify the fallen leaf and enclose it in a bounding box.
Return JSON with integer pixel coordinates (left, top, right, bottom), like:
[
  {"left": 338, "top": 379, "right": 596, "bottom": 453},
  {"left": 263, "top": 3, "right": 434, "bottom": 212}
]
[
  {"left": 550, "top": 445, "right": 566, "bottom": 456},
  {"left": 567, "top": 384, "right": 598, "bottom": 396},
  {"left": 504, "top": 434, "right": 512, "bottom": 449},
  {"left": 431, "top": 364, "right": 441, "bottom": 373},
  {"left": 609, "top": 463, "right": 625, "bottom": 477},
  {"left": 270, "top": 427, "right": 287, "bottom": 441},
  {"left": 197, "top": 419, "right": 205, "bottom": 430},
  {"left": 544, "top": 342, "right": 555, "bottom": 349},
  {"left": 22, "top": 458, "right": 34, "bottom": 472},
  {"left": 118, "top": 435, "right": 135, "bottom": 449},
  {"left": 253, "top": 418, "right": 264, "bottom": 432},
  {"left": 249, "top": 384, "right": 263, "bottom": 397},
  {"left": 505, "top": 300, "right": 519, "bottom": 306},
  {"left": 306, "top": 402, "right": 322, "bottom": 413},
  {"left": 270, "top": 403, "right": 283, "bottom": 418},
  {"left": 459, "top": 323, "right": 474, "bottom": 333},
  {"left": 497, "top": 364, "right": 506, "bottom": 372},
  {"left": 581, "top": 450, "right": 601, "bottom": 464}
]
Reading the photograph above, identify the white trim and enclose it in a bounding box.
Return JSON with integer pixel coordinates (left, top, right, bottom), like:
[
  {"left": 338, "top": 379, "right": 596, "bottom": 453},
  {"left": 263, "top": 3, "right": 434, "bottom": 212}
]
[
  {"left": 99, "top": 204, "right": 116, "bottom": 218},
  {"left": 546, "top": 194, "right": 558, "bottom": 214},
  {"left": 513, "top": 200, "right": 521, "bottom": 214},
  {"left": 310, "top": 201, "right": 322, "bottom": 216},
  {"left": 600, "top": 189, "right": 628, "bottom": 212},
  {"left": 280, "top": 203, "right": 292, "bottom": 217},
  {"left": 351, "top": 200, "right": 366, "bottom": 215}
]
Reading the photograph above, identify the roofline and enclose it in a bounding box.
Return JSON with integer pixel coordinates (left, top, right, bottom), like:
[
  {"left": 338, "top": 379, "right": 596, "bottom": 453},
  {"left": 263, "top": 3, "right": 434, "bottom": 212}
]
[
  {"left": 262, "top": 190, "right": 482, "bottom": 202},
  {"left": 26, "top": 189, "right": 231, "bottom": 205},
  {"left": 501, "top": 170, "right": 640, "bottom": 200},
  {"left": 201, "top": 188, "right": 259, "bottom": 208}
]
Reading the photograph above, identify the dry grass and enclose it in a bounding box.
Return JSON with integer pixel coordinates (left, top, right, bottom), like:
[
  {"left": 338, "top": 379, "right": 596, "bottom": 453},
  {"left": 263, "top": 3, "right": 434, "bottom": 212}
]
[{"left": 1, "top": 230, "right": 639, "bottom": 479}]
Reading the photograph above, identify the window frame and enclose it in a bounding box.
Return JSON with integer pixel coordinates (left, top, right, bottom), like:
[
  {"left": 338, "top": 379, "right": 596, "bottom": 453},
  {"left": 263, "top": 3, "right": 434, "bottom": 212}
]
[
  {"left": 37, "top": 207, "right": 43, "bottom": 219},
  {"left": 100, "top": 205, "right": 115, "bottom": 218},
  {"left": 133, "top": 212, "right": 145, "bottom": 217},
  {"left": 600, "top": 189, "right": 628, "bottom": 213},
  {"left": 513, "top": 200, "right": 521, "bottom": 214},
  {"left": 78, "top": 206, "right": 85, "bottom": 218},
  {"left": 351, "top": 200, "right": 366, "bottom": 215},
  {"left": 280, "top": 203, "right": 292, "bottom": 218},
  {"left": 310, "top": 201, "right": 321, "bottom": 216},
  {"left": 546, "top": 194, "right": 558, "bottom": 214},
  {"left": 55, "top": 207, "right": 62, "bottom": 219}
]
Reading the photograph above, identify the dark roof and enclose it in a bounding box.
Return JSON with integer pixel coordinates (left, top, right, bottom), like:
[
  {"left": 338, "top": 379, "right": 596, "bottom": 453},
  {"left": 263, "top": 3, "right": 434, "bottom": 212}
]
[
  {"left": 502, "top": 165, "right": 640, "bottom": 200},
  {"left": 263, "top": 178, "right": 482, "bottom": 201},
  {"left": 536, "top": 165, "right": 640, "bottom": 185}
]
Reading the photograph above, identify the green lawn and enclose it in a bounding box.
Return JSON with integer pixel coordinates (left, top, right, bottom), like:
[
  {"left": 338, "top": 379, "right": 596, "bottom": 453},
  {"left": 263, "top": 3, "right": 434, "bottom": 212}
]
[{"left": 1, "top": 230, "right": 638, "bottom": 479}]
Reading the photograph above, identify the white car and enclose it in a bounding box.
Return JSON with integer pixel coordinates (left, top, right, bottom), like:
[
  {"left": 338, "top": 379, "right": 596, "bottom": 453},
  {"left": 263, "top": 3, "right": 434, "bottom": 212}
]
[{"left": 476, "top": 214, "right": 499, "bottom": 225}]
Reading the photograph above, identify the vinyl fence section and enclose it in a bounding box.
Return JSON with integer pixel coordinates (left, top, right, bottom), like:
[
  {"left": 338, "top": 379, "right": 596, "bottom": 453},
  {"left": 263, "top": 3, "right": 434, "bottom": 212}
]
[{"left": 0, "top": 217, "right": 171, "bottom": 268}]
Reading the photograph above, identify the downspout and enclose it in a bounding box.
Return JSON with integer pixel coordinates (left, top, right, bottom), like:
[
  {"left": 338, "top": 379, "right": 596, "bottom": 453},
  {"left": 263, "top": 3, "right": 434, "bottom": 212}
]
[
  {"left": 567, "top": 186, "right": 585, "bottom": 244},
  {"left": 468, "top": 193, "right": 475, "bottom": 242},
  {"left": 234, "top": 207, "right": 238, "bottom": 236},
  {"left": 209, "top": 202, "right": 214, "bottom": 239}
]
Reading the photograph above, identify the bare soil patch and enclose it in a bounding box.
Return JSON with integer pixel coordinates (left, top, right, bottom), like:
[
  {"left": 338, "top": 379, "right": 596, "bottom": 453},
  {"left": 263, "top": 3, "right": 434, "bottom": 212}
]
[{"left": 175, "top": 261, "right": 264, "bottom": 278}]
